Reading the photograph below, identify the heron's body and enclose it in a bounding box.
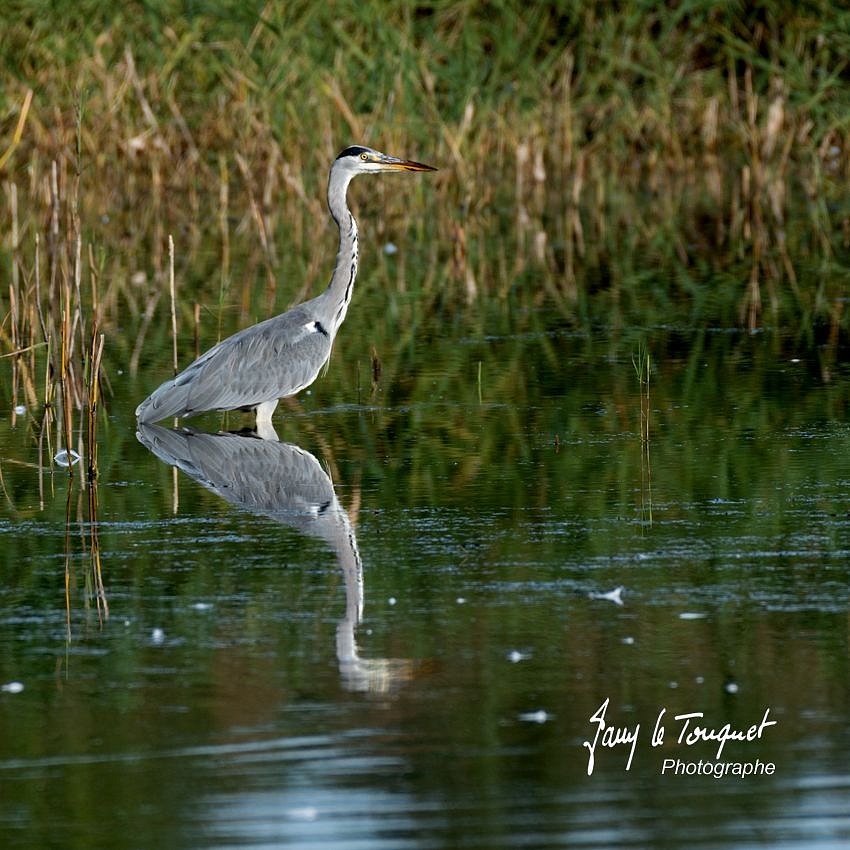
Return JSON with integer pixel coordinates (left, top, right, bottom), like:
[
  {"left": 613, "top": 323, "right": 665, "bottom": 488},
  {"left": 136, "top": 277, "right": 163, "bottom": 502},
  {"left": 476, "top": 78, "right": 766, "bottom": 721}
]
[{"left": 135, "top": 145, "right": 435, "bottom": 434}]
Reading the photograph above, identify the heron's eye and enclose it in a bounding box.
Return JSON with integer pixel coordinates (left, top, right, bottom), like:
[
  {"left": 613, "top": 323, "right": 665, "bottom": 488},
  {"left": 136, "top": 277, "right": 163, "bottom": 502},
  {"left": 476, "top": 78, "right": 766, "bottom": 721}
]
[{"left": 360, "top": 153, "right": 368, "bottom": 161}]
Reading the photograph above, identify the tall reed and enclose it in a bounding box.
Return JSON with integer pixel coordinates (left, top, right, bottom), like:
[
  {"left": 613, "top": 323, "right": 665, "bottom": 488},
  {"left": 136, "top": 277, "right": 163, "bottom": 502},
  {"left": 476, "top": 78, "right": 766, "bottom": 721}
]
[
  {"left": 1, "top": 1, "right": 848, "bottom": 346},
  {"left": 633, "top": 340, "right": 652, "bottom": 526}
]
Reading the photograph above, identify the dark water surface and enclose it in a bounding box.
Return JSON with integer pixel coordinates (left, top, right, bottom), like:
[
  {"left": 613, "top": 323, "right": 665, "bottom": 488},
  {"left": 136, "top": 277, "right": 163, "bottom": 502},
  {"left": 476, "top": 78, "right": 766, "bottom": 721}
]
[{"left": 1, "top": 318, "right": 849, "bottom": 849}]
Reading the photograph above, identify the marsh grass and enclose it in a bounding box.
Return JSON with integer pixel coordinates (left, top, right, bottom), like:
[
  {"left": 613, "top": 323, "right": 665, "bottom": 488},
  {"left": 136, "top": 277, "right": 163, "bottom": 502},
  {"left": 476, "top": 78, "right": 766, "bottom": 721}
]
[
  {"left": 1, "top": 0, "right": 850, "bottom": 425},
  {"left": 632, "top": 339, "right": 652, "bottom": 525},
  {"left": 0, "top": 74, "right": 110, "bottom": 633}
]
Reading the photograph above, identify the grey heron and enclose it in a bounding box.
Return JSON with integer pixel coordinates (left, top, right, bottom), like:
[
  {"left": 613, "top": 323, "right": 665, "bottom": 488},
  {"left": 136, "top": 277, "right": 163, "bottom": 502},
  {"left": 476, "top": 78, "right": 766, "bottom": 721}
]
[{"left": 135, "top": 145, "right": 436, "bottom": 434}]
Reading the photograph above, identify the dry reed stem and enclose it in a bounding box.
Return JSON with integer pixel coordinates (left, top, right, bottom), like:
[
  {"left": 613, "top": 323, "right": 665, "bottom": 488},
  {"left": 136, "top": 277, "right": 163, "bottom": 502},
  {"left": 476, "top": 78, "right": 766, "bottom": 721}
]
[
  {"left": 88, "top": 476, "right": 109, "bottom": 623},
  {"left": 169, "top": 234, "right": 178, "bottom": 374},
  {"left": 0, "top": 88, "right": 33, "bottom": 171},
  {"left": 63, "top": 480, "right": 73, "bottom": 642},
  {"left": 86, "top": 331, "right": 104, "bottom": 481}
]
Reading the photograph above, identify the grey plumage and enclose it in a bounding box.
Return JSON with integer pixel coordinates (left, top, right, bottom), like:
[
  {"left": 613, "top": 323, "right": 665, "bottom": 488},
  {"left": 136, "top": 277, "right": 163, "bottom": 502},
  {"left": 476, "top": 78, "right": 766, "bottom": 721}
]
[
  {"left": 135, "top": 145, "right": 435, "bottom": 430},
  {"left": 135, "top": 305, "right": 331, "bottom": 424}
]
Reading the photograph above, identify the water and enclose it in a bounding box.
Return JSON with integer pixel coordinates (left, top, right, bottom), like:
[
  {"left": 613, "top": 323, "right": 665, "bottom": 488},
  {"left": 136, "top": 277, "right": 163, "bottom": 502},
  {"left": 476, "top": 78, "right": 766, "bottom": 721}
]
[{"left": 1, "top": 317, "right": 849, "bottom": 849}]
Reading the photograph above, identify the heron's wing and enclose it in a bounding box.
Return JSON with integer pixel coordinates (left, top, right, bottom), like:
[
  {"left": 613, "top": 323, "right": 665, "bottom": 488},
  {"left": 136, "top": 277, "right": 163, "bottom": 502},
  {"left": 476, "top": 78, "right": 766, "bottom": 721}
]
[
  {"left": 136, "top": 303, "right": 336, "bottom": 422},
  {"left": 181, "top": 309, "right": 333, "bottom": 413}
]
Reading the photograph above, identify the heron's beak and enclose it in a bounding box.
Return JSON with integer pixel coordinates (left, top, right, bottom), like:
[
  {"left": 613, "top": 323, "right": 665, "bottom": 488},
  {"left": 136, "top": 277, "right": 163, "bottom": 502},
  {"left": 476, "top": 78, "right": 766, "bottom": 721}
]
[{"left": 379, "top": 155, "right": 437, "bottom": 172}]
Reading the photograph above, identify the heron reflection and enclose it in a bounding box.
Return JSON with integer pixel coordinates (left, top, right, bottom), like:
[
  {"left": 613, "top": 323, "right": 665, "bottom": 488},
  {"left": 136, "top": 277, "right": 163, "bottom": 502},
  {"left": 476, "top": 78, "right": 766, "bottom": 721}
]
[{"left": 136, "top": 423, "right": 412, "bottom": 693}]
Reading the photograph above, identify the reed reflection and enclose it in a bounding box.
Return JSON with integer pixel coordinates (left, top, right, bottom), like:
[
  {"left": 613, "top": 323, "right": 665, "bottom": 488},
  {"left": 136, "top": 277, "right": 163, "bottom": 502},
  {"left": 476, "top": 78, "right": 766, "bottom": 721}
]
[{"left": 136, "top": 423, "right": 412, "bottom": 693}]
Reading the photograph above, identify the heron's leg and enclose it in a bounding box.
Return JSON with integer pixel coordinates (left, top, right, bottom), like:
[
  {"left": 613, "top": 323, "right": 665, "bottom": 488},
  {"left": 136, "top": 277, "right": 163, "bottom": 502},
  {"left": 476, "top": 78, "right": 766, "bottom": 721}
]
[{"left": 254, "top": 400, "right": 279, "bottom": 441}]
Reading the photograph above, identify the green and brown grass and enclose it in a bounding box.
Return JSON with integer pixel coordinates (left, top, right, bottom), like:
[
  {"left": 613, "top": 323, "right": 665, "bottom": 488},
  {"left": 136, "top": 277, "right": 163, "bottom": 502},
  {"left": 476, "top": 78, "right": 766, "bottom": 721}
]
[{"left": 1, "top": 0, "right": 850, "bottom": 431}]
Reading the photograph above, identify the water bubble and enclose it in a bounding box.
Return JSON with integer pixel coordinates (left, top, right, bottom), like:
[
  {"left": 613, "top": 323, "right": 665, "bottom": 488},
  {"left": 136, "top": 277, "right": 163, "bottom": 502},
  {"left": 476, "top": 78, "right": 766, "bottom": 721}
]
[
  {"left": 13, "top": 404, "right": 26, "bottom": 415},
  {"left": 383, "top": 242, "right": 398, "bottom": 255},
  {"left": 286, "top": 807, "right": 318, "bottom": 821},
  {"left": 679, "top": 612, "right": 707, "bottom": 620},
  {"left": 725, "top": 681, "right": 739, "bottom": 694},
  {"left": 151, "top": 627, "right": 166, "bottom": 645},
  {"left": 455, "top": 597, "right": 466, "bottom": 605},
  {"left": 507, "top": 650, "right": 531, "bottom": 663},
  {"left": 54, "top": 448, "right": 81, "bottom": 467},
  {"left": 519, "top": 710, "right": 551, "bottom": 724},
  {"left": 1, "top": 681, "right": 24, "bottom": 694},
  {"left": 388, "top": 597, "right": 397, "bottom": 606}
]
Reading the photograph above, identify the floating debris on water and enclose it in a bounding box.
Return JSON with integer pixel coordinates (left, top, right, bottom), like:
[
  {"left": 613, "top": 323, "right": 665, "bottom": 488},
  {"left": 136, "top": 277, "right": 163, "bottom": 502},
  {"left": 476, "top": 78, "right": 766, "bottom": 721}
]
[
  {"left": 456, "top": 597, "right": 466, "bottom": 605},
  {"left": 388, "top": 597, "right": 397, "bottom": 606},
  {"left": 151, "top": 627, "right": 166, "bottom": 645},
  {"left": 621, "top": 636, "right": 635, "bottom": 645},
  {"left": 192, "top": 602, "right": 213, "bottom": 612},
  {"left": 54, "top": 448, "right": 81, "bottom": 467},
  {"left": 519, "top": 710, "right": 551, "bottom": 724},
  {"left": 679, "top": 612, "right": 707, "bottom": 620},
  {"left": 725, "top": 681, "right": 740, "bottom": 694},
  {"left": 1, "top": 681, "right": 24, "bottom": 694},
  {"left": 507, "top": 649, "right": 531, "bottom": 663},
  {"left": 286, "top": 807, "right": 318, "bottom": 821},
  {"left": 14, "top": 404, "right": 26, "bottom": 415},
  {"left": 591, "top": 586, "right": 624, "bottom": 606}
]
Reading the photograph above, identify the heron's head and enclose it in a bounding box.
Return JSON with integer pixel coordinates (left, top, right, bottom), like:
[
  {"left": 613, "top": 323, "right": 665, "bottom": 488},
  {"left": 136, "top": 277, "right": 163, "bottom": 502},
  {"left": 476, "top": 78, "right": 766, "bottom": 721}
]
[{"left": 334, "top": 145, "right": 437, "bottom": 175}]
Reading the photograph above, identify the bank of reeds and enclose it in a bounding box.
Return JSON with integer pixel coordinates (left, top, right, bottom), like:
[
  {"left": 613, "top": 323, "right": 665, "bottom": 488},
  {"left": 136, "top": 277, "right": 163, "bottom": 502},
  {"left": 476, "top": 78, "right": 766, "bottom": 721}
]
[
  {"left": 1, "top": 0, "right": 850, "bottom": 392},
  {"left": 0, "top": 70, "right": 109, "bottom": 628},
  {"left": 3, "top": 149, "right": 107, "bottom": 479}
]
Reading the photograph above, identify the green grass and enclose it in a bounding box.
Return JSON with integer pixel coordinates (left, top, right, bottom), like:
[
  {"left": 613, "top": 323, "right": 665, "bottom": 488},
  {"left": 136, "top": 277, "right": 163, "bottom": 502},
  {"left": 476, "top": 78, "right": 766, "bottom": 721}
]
[{"left": 1, "top": 0, "right": 850, "bottom": 423}]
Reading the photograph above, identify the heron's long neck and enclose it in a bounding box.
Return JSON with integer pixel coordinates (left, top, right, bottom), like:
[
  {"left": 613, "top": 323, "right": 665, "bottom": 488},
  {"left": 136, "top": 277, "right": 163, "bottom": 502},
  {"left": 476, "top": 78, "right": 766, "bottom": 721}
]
[{"left": 326, "top": 168, "right": 359, "bottom": 336}]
